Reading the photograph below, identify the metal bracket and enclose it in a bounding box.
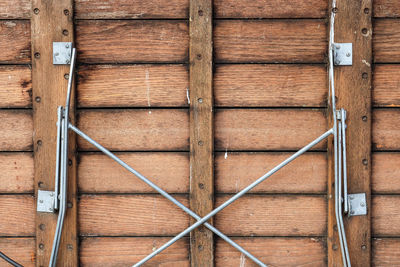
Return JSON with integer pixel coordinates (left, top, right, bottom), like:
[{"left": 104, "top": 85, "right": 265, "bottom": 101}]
[
  {"left": 348, "top": 193, "right": 367, "bottom": 216},
  {"left": 333, "top": 43, "right": 352, "bottom": 66},
  {"left": 37, "top": 190, "right": 56, "bottom": 213},
  {"left": 53, "top": 42, "right": 72, "bottom": 65}
]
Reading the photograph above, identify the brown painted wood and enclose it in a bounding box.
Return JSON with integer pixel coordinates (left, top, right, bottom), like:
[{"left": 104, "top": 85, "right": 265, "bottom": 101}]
[
  {"left": 0, "top": 238, "right": 35, "bottom": 267},
  {"left": 373, "top": 109, "right": 400, "bottom": 150},
  {"left": 77, "top": 109, "right": 189, "bottom": 151},
  {"left": 215, "top": 237, "right": 326, "bottom": 266},
  {"left": 215, "top": 109, "right": 327, "bottom": 151},
  {"left": 79, "top": 195, "right": 189, "bottom": 236},
  {"left": 372, "top": 153, "right": 400, "bottom": 194},
  {"left": 0, "top": 153, "right": 33, "bottom": 193},
  {"left": 214, "top": 20, "right": 326, "bottom": 63},
  {"left": 0, "top": 195, "right": 35, "bottom": 236},
  {"left": 373, "top": 19, "right": 400, "bottom": 63},
  {"left": 77, "top": 64, "right": 188, "bottom": 108},
  {"left": 214, "top": 64, "right": 327, "bottom": 107},
  {"left": 0, "top": 20, "right": 30, "bottom": 63},
  {"left": 0, "top": 66, "right": 31, "bottom": 108},
  {"left": 31, "top": 0, "right": 78, "bottom": 265},
  {"left": 0, "top": 0, "right": 30, "bottom": 19},
  {"left": 0, "top": 110, "right": 32, "bottom": 151},
  {"left": 372, "top": 238, "right": 400, "bottom": 266},
  {"left": 76, "top": 20, "right": 188, "bottom": 63},
  {"left": 373, "top": 65, "right": 400, "bottom": 107},
  {"left": 374, "top": 0, "right": 400, "bottom": 17},
  {"left": 189, "top": 0, "right": 214, "bottom": 265},
  {"left": 372, "top": 196, "right": 400, "bottom": 236},
  {"left": 80, "top": 237, "right": 189, "bottom": 266}
]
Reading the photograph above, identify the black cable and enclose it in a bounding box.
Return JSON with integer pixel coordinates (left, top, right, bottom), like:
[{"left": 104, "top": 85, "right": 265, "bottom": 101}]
[{"left": 0, "top": 251, "right": 23, "bottom": 267}]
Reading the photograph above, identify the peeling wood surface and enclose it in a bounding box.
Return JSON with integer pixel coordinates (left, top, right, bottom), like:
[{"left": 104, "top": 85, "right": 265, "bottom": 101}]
[
  {"left": 0, "top": 153, "right": 33, "bottom": 193},
  {"left": 0, "top": 20, "right": 30, "bottom": 63},
  {"left": 373, "top": 109, "right": 400, "bottom": 151},
  {"left": 373, "top": 65, "right": 400, "bottom": 107},
  {"left": 0, "top": 0, "right": 30, "bottom": 19},
  {"left": 374, "top": 0, "right": 400, "bottom": 17},
  {"left": 0, "top": 110, "right": 32, "bottom": 151},
  {"left": 0, "top": 66, "right": 31, "bottom": 108},
  {"left": 373, "top": 19, "right": 400, "bottom": 63},
  {"left": 0, "top": 195, "right": 35, "bottom": 236},
  {"left": 372, "top": 196, "right": 400, "bottom": 236},
  {"left": 0, "top": 238, "right": 35, "bottom": 267}
]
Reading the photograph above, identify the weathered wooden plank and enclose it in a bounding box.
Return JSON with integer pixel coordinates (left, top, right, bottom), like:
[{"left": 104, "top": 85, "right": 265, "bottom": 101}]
[
  {"left": 78, "top": 152, "right": 189, "bottom": 193},
  {"left": 77, "top": 109, "right": 189, "bottom": 151},
  {"left": 0, "top": 195, "right": 35, "bottom": 236},
  {"left": 214, "top": 0, "right": 327, "bottom": 18},
  {"left": 372, "top": 153, "right": 400, "bottom": 193},
  {"left": 0, "top": 153, "right": 33, "bottom": 193},
  {"left": 0, "top": 66, "right": 31, "bottom": 108},
  {"left": 374, "top": 0, "right": 400, "bottom": 18},
  {"left": 373, "top": 64, "right": 400, "bottom": 107},
  {"left": 216, "top": 152, "right": 327, "bottom": 193},
  {"left": 373, "top": 19, "right": 400, "bottom": 63},
  {"left": 0, "top": 0, "right": 30, "bottom": 19},
  {"left": 0, "top": 20, "right": 30, "bottom": 63},
  {"left": 79, "top": 195, "right": 189, "bottom": 236},
  {"left": 214, "top": 195, "right": 326, "bottom": 236},
  {"left": 373, "top": 109, "right": 400, "bottom": 151},
  {"left": 372, "top": 196, "right": 400, "bottom": 236},
  {"left": 215, "top": 237, "right": 326, "bottom": 266},
  {"left": 214, "top": 64, "right": 327, "bottom": 107},
  {"left": 214, "top": 20, "right": 326, "bottom": 63},
  {"left": 0, "top": 110, "right": 32, "bottom": 151},
  {"left": 77, "top": 64, "right": 188, "bottom": 108},
  {"left": 215, "top": 109, "right": 327, "bottom": 151},
  {"left": 0, "top": 238, "right": 35, "bottom": 267},
  {"left": 80, "top": 237, "right": 189, "bottom": 266},
  {"left": 76, "top": 20, "right": 188, "bottom": 63},
  {"left": 373, "top": 238, "right": 400, "bottom": 266}
]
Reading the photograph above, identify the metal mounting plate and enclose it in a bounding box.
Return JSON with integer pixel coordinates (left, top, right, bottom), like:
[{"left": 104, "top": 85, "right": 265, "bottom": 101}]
[
  {"left": 333, "top": 43, "right": 352, "bottom": 66},
  {"left": 37, "top": 190, "right": 55, "bottom": 213},
  {"left": 348, "top": 193, "right": 367, "bottom": 216},
  {"left": 53, "top": 42, "right": 72, "bottom": 65}
]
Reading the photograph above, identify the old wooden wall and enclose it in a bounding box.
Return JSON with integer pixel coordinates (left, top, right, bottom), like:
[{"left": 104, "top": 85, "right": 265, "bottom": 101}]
[{"left": 0, "top": 0, "right": 399, "bottom": 266}]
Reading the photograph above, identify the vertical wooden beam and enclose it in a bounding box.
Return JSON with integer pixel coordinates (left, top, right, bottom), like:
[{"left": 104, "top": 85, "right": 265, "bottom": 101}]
[
  {"left": 328, "top": 0, "right": 372, "bottom": 266},
  {"left": 189, "top": 0, "right": 214, "bottom": 265},
  {"left": 31, "top": 1, "right": 78, "bottom": 266}
]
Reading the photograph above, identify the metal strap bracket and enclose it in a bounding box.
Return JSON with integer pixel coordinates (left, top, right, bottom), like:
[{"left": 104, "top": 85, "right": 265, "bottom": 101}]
[
  {"left": 348, "top": 193, "right": 367, "bottom": 216},
  {"left": 53, "top": 42, "right": 72, "bottom": 65},
  {"left": 333, "top": 43, "right": 352, "bottom": 66},
  {"left": 37, "top": 190, "right": 56, "bottom": 213}
]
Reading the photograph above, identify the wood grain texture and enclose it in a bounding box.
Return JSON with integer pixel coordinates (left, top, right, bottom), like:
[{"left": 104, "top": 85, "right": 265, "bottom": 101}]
[
  {"left": 0, "top": 0, "right": 30, "bottom": 19},
  {"left": 0, "top": 153, "right": 33, "bottom": 193},
  {"left": 373, "top": 19, "right": 400, "bottom": 63},
  {"left": 76, "top": 20, "right": 188, "bottom": 63},
  {"left": 215, "top": 109, "right": 327, "bottom": 151},
  {"left": 0, "top": 110, "right": 32, "bottom": 151},
  {"left": 78, "top": 152, "right": 189, "bottom": 193},
  {"left": 373, "top": 238, "right": 400, "bottom": 266},
  {"left": 0, "top": 238, "right": 35, "bottom": 267},
  {"left": 215, "top": 152, "right": 327, "bottom": 193},
  {"left": 215, "top": 237, "right": 326, "bottom": 266},
  {"left": 0, "top": 195, "right": 35, "bottom": 236},
  {"left": 372, "top": 196, "right": 400, "bottom": 236},
  {"left": 372, "top": 153, "right": 400, "bottom": 193},
  {"left": 77, "top": 109, "right": 189, "bottom": 151},
  {"left": 373, "top": 64, "right": 400, "bottom": 107},
  {"left": 374, "top": 0, "right": 400, "bottom": 18},
  {"left": 373, "top": 109, "right": 400, "bottom": 151},
  {"left": 214, "top": 195, "right": 326, "bottom": 236},
  {"left": 0, "top": 66, "right": 31, "bottom": 108},
  {"left": 0, "top": 20, "right": 30, "bottom": 63},
  {"left": 79, "top": 195, "right": 189, "bottom": 236},
  {"left": 214, "top": 0, "right": 327, "bottom": 18},
  {"left": 77, "top": 64, "right": 188, "bottom": 108},
  {"left": 80, "top": 237, "right": 189, "bottom": 266},
  {"left": 214, "top": 20, "right": 327, "bottom": 63},
  {"left": 214, "top": 64, "right": 327, "bottom": 107},
  {"left": 75, "top": 0, "right": 188, "bottom": 19}
]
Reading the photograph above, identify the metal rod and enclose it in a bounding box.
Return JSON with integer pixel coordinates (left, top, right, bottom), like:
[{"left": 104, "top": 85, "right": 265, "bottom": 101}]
[
  {"left": 54, "top": 106, "right": 63, "bottom": 211},
  {"left": 68, "top": 124, "right": 266, "bottom": 267},
  {"left": 134, "top": 128, "right": 334, "bottom": 266},
  {"left": 0, "top": 251, "right": 23, "bottom": 267},
  {"left": 341, "top": 109, "right": 349, "bottom": 214}
]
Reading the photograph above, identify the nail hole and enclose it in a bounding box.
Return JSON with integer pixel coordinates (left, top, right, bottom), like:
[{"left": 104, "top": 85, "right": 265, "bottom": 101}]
[
  {"left": 62, "top": 29, "right": 69, "bottom": 36},
  {"left": 332, "top": 7, "right": 338, "bottom": 13},
  {"left": 67, "top": 202, "right": 73, "bottom": 208},
  {"left": 39, "top": 224, "right": 45, "bottom": 231},
  {"left": 362, "top": 159, "right": 368, "bottom": 165},
  {"left": 364, "top": 8, "right": 369, "bottom": 14},
  {"left": 332, "top": 244, "right": 338, "bottom": 251},
  {"left": 362, "top": 28, "right": 368, "bottom": 35},
  {"left": 362, "top": 116, "right": 367, "bottom": 122},
  {"left": 68, "top": 159, "right": 73, "bottom": 166},
  {"left": 362, "top": 72, "right": 368, "bottom": 79},
  {"left": 196, "top": 54, "right": 202, "bottom": 60},
  {"left": 34, "top": 52, "right": 40, "bottom": 59},
  {"left": 38, "top": 181, "right": 44, "bottom": 188},
  {"left": 198, "top": 98, "right": 203, "bottom": 103},
  {"left": 33, "top": 8, "right": 40, "bottom": 14},
  {"left": 198, "top": 140, "right": 203, "bottom": 146},
  {"left": 64, "top": 74, "right": 69, "bottom": 80},
  {"left": 64, "top": 9, "right": 70, "bottom": 16},
  {"left": 67, "top": 244, "right": 73, "bottom": 250},
  {"left": 198, "top": 10, "right": 203, "bottom": 16},
  {"left": 35, "top": 96, "right": 41, "bottom": 103},
  {"left": 198, "top": 183, "right": 204, "bottom": 189},
  {"left": 37, "top": 140, "right": 42, "bottom": 146},
  {"left": 198, "top": 245, "right": 203, "bottom": 251},
  {"left": 39, "top": 243, "right": 44, "bottom": 250},
  {"left": 361, "top": 244, "right": 367, "bottom": 250}
]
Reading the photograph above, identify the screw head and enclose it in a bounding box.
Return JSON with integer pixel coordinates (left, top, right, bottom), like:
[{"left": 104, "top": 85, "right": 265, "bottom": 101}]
[
  {"left": 346, "top": 52, "right": 351, "bottom": 57},
  {"left": 360, "top": 202, "right": 365, "bottom": 207}
]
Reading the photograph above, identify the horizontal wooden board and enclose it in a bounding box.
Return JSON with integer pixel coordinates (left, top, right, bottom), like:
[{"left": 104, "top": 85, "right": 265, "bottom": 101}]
[
  {"left": 216, "top": 152, "right": 327, "bottom": 193},
  {"left": 0, "top": 20, "right": 30, "bottom": 63},
  {"left": 76, "top": 20, "right": 188, "bottom": 63},
  {"left": 214, "top": 64, "right": 327, "bottom": 107},
  {"left": 77, "top": 109, "right": 189, "bottom": 151},
  {"left": 372, "top": 153, "right": 400, "bottom": 193},
  {"left": 373, "top": 64, "right": 400, "bottom": 107},
  {"left": 373, "top": 19, "right": 400, "bottom": 63},
  {"left": 0, "top": 0, "right": 30, "bottom": 19},
  {"left": 215, "top": 109, "right": 327, "bottom": 151},
  {"left": 79, "top": 195, "right": 189, "bottom": 236},
  {"left": 0, "top": 195, "right": 35, "bottom": 236},
  {"left": 215, "top": 237, "right": 326, "bottom": 266},
  {"left": 77, "top": 65, "right": 188, "bottom": 108},
  {"left": 0, "top": 238, "right": 35, "bottom": 266},
  {"left": 0, "top": 65, "right": 31, "bottom": 108},
  {"left": 214, "top": 195, "right": 326, "bottom": 236},
  {"left": 214, "top": 0, "right": 327, "bottom": 18},
  {"left": 214, "top": 20, "right": 326, "bottom": 63},
  {"left": 78, "top": 152, "right": 189, "bottom": 193},
  {"left": 372, "top": 196, "right": 400, "bottom": 236},
  {"left": 80, "top": 237, "right": 189, "bottom": 266},
  {"left": 0, "top": 153, "right": 33, "bottom": 193},
  {"left": 373, "top": 109, "right": 400, "bottom": 151},
  {"left": 0, "top": 110, "right": 32, "bottom": 151},
  {"left": 374, "top": 0, "right": 400, "bottom": 18},
  {"left": 373, "top": 238, "right": 400, "bottom": 266}
]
